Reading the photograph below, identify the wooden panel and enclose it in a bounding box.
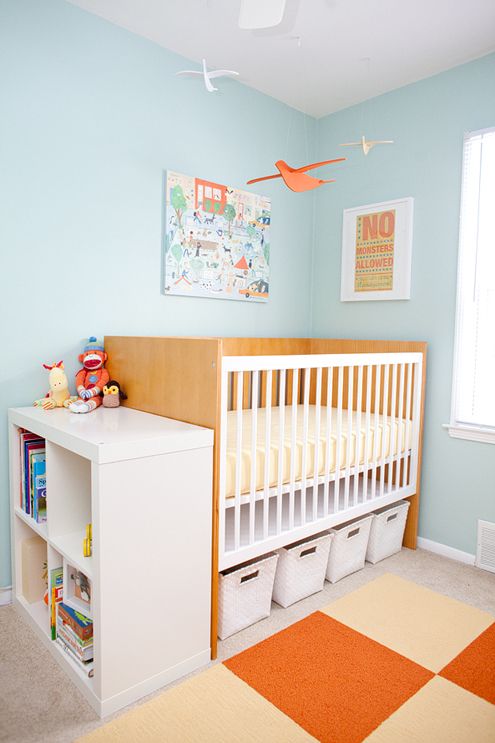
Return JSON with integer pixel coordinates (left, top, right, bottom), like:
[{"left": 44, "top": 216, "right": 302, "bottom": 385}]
[
  {"left": 221, "top": 337, "right": 312, "bottom": 357},
  {"left": 105, "top": 336, "right": 220, "bottom": 429}
]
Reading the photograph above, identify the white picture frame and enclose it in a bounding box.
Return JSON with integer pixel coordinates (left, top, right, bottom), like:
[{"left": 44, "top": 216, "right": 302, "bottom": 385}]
[{"left": 341, "top": 197, "right": 414, "bottom": 301}]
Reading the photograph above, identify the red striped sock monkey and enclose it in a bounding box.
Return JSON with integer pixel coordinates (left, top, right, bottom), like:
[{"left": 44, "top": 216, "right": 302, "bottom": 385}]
[{"left": 69, "top": 337, "right": 110, "bottom": 414}]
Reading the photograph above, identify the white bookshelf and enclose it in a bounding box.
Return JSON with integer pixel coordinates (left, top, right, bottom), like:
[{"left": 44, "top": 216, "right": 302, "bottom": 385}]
[{"left": 9, "top": 406, "right": 214, "bottom": 717}]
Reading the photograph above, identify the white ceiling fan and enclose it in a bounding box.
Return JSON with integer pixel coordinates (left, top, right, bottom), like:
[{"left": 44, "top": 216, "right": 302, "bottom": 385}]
[
  {"left": 238, "top": 0, "right": 287, "bottom": 30},
  {"left": 176, "top": 58, "right": 239, "bottom": 93}
]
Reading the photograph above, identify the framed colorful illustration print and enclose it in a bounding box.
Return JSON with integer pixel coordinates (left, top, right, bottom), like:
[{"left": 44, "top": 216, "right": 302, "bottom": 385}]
[
  {"left": 341, "top": 197, "right": 414, "bottom": 301},
  {"left": 163, "top": 170, "right": 271, "bottom": 302}
]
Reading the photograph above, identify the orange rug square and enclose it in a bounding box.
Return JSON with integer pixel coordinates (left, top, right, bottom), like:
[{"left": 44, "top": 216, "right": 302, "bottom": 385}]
[
  {"left": 224, "top": 611, "right": 433, "bottom": 743},
  {"left": 440, "top": 621, "right": 495, "bottom": 705}
]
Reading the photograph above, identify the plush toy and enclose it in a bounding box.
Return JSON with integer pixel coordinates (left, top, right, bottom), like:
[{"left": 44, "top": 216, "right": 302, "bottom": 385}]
[
  {"left": 102, "top": 380, "right": 127, "bottom": 408},
  {"left": 69, "top": 337, "right": 110, "bottom": 414},
  {"left": 34, "top": 361, "right": 77, "bottom": 410}
]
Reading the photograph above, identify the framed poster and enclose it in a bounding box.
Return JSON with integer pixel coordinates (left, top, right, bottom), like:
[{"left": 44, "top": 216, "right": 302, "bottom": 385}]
[
  {"left": 341, "top": 197, "right": 413, "bottom": 301},
  {"left": 163, "top": 170, "right": 271, "bottom": 302}
]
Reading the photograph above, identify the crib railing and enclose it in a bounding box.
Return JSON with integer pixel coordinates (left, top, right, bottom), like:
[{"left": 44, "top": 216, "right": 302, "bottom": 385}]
[{"left": 218, "top": 352, "right": 423, "bottom": 570}]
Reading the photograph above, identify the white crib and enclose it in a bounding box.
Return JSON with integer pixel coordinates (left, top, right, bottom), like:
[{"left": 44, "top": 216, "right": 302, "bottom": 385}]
[
  {"left": 218, "top": 352, "right": 423, "bottom": 571},
  {"left": 105, "top": 335, "right": 427, "bottom": 655}
]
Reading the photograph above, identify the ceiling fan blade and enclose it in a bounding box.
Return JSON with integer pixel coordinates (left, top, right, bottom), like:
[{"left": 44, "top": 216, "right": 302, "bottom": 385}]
[
  {"left": 239, "top": 0, "right": 286, "bottom": 29},
  {"left": 176, "top": 70, "right": 203, "bottom": 77}
]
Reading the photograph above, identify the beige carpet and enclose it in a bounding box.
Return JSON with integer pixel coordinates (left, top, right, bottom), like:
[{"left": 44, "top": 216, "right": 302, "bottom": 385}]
[
  {"left": 76, "top": 574, "right": 495, "bottom": 743},
  {"left": 2, "top": 549, "right": 495, "bottom": 743}
]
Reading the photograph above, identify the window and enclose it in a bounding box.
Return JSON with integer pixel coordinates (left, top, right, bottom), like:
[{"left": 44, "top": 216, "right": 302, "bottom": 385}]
[{"left": 449, "top": 128, "right": 495, "bottom": 442}]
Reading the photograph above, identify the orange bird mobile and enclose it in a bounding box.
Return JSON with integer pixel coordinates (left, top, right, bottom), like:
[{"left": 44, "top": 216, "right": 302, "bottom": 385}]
[{"left": 247, "top": 157, "right": 346, "bottom": 193}]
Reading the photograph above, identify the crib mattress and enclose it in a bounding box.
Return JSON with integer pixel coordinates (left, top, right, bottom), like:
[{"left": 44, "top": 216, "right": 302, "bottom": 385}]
[{"left": 225, "top": 404, "right": 412, "bottom": 498}]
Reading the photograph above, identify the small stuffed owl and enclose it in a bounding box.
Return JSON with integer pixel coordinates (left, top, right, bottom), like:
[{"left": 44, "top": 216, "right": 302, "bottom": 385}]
[{"left": 103, "top": 380, "right": 126, "bottom": 408}]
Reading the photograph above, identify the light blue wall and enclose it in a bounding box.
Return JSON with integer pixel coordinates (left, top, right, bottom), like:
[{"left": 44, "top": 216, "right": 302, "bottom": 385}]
[
  {"left": 2, "top": 0, "right": 493, "bottom": 588},
  {"left": 0, "top": 0, "right": 316, "bottom": 587},
  {"left": 312, "top": 53, "right": 495, "bottom": 556}
]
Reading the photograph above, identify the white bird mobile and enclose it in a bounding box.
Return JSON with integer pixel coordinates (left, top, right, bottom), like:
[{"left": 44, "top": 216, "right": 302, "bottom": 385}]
[
  {"left": 176, "top": 58, "right": 239, "bottom": 93},
  {"left": 340, "top": 135, "right": 394, "bottom": 156}
]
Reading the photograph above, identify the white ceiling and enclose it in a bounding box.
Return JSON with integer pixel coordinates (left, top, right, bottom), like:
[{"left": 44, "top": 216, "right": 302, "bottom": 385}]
[{"left": 67, "top": 0, "right": 495, "bottom": 118}]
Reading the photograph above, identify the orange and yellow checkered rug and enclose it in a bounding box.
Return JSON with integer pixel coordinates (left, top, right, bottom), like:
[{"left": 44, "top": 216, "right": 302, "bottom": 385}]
[{"left": 79, "top": 574, "right": 495, "bottom": 742}]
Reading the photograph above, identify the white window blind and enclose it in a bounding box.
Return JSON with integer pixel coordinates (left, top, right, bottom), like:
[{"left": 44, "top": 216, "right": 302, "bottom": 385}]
[{"left": 451, "top": 127, "right": 495, "bottom": 436}]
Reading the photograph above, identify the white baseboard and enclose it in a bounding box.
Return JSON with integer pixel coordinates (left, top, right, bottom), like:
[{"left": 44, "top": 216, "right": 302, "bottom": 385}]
[
  {"left": 417, "top": 537, "right": 475, "bottom": 566},
  {"left": 0, "top": 587, "right": 12, "bottom": 606}
]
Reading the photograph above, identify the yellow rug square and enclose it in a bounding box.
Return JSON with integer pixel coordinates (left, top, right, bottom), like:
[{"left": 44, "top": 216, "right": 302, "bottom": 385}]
[
  {"left": 321, "top": 573, "right": 494, "bottom": 672},
  {"left": 364, "top": 675, "right": 495, "bottom": 742},
  {"left": 76, "top": 664, "right": 316, "bottom": 743}
]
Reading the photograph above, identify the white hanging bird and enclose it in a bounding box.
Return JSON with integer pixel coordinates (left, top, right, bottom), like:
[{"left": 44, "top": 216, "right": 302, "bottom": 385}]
[
  {"left": 176, "top": 58, "right": 239, "bottom": 93},
  {"left": 340, "top": 135, "right": 394, "bottom": 156}
]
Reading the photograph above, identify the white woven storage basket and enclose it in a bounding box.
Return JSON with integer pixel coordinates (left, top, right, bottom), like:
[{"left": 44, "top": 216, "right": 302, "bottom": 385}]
[
  {"left": 326, "top": 514, "right": 373, "bottom": 583},
  {"left": 272, "top": 533, "right": 332, "bottom": 608},
  {"left": 366, "top": 500, "right": 410, "bottom": 564},
  {"left": 218, "top": 553, "right": 278, "bottom": 640}
]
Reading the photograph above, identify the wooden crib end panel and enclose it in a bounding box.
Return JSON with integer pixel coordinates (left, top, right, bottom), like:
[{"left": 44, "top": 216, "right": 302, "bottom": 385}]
[{"left": 104, "top": 336, "right": 221, "bottom": 429}]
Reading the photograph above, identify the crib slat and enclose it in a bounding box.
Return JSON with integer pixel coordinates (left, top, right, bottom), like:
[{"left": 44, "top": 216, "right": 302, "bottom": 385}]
[
  {"left": 300, "top": 369, "right": 310, "bottom": 525},
  {"left": 379, "top": 364, "right": 390, "bottom": 498},
  {"left": 403, "top": 362, "right": 413, "bottom": 487},
  {"left": 371, "top": 365, "right": 381, "bottom": 501},
  {"left": 334, "top": 367, "right": 344, "bottom": 512},
  {"left": 249, "top": 370, "right": 259, "bottom": 545},
  {"left": 231, "top": 372, "right": 238, "bottom": 411},
  {"left": 344, "top": 366, "right": 354, "bottom": 510},
  {"left": 395, "top": 363, "right": 405, "bottom": 490},
  {"left": 323, "top": 367, "right": 333, "bottom": 517},
  {"left": 353, "top": 365, "right": 363, "bottom": 506},
  {"left": 312, "top": 367, "right": 322, "bottom": 522},
  {"left": 363, "top": 365, "right": 372, "bottom": 501},
  {"left": 243, "top": 371, "right": 251, "bottom": 410},
  {"left": 388, "top": 364, "right": 398, "bottom": 494},
  {"left": 234, "top": 371, "right": 243, "bottom": 551},
  {"left": 263, "top": 370, "right": 272, "bottom": 540},
  {"left": 277, "top": 370, "right": 286, "bottom": 536},
  {"left": 409, "top": 361, "right": 422, "bottom": 490},
  {"left": 289, "top": 368, "right": 299, "bottom": 530},
  {"left": 219, "top": 370, "right": 229, "bottom": 563}
]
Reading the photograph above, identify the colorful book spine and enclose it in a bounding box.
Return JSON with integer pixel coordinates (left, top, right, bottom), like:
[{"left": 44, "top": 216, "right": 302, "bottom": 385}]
[
  {"left": 31, "top": 456, "right": 46, "bottom": 522},
  {"left": 58, "top": 602, "right": 93, "bottom": 641},
  {"left": 34, "top": 473, "right": 47, "bottom": 523},
  {"left": 19, "top": 432, "right": 41, "bottom": 512},
  {"left": 50, "top": 567, "right": 63, "bottom": 640},
  {"left": 57, "top": 621, "right": 94, "bottom": 662},
  {"left": 55, "top": 638, "right": 94, "bottom": 677},
  {"left": 19, "top": 432, "right": 45, "bottom": 515}
]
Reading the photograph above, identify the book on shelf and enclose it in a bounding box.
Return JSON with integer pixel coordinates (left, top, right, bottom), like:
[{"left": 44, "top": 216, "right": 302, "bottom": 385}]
[
  {"left": 50, "top": 567, "right": 63, "bottom": 640},
  {"left": 58, "top": 602, "right": 93, "bottom": 642},
  {"left": 18, "top": 430, "right": 45, "bottom": 517},
  {"left": 57, "top": 619, "right": 94, "bottom": 662},
  {"left": 55, "top": 637, "right": 94, "bottom": 677},
  {"left": 31, "top": 455, "right": 46, "bottom": 523}
]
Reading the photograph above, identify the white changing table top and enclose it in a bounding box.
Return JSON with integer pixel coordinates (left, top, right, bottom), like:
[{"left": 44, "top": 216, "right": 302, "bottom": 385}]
[{"left": 9, "top": 406, "right": 213, "bottom": 464}]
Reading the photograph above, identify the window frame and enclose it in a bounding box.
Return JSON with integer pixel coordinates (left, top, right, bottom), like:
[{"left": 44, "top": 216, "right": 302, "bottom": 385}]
[{"left": 447, "top": 126, "right": 495, "bottom": 445}]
